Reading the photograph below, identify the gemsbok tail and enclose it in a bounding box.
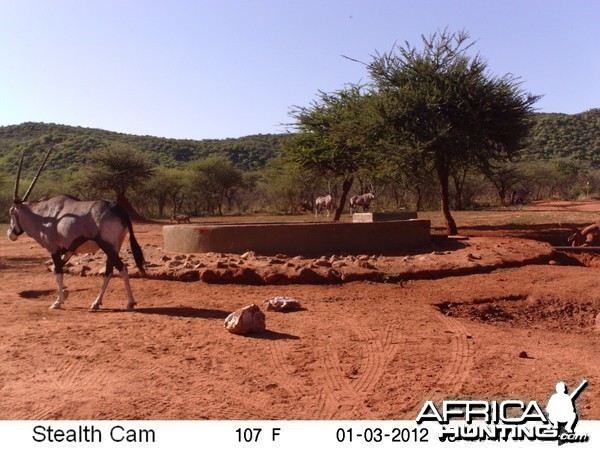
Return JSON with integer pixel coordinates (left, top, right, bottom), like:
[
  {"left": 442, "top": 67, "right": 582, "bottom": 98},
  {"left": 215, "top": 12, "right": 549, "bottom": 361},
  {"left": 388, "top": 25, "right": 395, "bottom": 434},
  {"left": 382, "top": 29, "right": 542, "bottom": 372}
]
[
  {"left": 113, "top": 204, "right": 146, "bottom": 276},
  {"left": 128, "top": 224, "right": 146, "bottom": 276}
]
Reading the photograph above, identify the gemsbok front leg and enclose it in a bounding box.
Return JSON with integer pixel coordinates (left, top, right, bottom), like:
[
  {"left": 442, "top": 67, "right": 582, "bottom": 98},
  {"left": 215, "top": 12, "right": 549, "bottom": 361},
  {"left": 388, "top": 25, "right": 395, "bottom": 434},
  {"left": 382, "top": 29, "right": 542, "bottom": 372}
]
[
  {"left": 119, "top": 266, "right": 137, "bottom": 311},
  {"left": 90, "top": 259, "right": 114, "bottom": 310},
  {"left": 50, "top": 252, "right": 69, "bottom": 309}
]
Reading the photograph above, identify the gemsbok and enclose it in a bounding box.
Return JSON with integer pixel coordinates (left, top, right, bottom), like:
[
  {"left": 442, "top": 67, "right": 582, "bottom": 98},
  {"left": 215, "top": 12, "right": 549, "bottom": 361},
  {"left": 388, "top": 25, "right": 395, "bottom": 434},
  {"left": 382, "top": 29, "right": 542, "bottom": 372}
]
[
  {"left": 349, "top": 192, "right": 375, "bottom": 214},
  {"left": 511, "top": 188, "right": 531, "bottom": 209},
  {"left": 314, "top": 194, "right": 333, "bottom": 218},
  {"left": 7, "top": 147, "right": 146, "bottom": 310}
]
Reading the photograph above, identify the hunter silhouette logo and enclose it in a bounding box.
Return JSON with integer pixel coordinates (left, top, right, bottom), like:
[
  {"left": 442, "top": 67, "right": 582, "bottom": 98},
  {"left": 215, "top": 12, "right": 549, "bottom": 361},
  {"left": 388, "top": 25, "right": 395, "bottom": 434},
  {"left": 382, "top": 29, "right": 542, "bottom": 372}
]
[
  {"left": 546, "top": 380, "right": 588, "bottom": 443},
  {"left": 416, "top": 379, "right": 590, "bottom": 443}
]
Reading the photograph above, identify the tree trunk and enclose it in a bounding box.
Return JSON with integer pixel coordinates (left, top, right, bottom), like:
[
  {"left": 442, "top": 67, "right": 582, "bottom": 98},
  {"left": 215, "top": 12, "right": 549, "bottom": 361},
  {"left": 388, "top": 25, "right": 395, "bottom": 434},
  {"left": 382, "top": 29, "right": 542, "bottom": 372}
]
[
  {"left": 392, "top": 186, "right": 400, "bottom": 209},
  {"left": 452, "top": 168, "right": 469, "bottom": 211},
  {"left": 157, "top": 196, "right": 166, "bottom": 218},
  {"left": 498, "top": 186, "right": 507, "bottom": 207},
  {"left": 437, "top": 167, "right": 458, "bottom": 235},
  {"left": 333, "top": 177, "right": 354, "bottom": 221},
  {"left": 116, "top": 193, "right": 145, "bottom": 221},
  {"left": 172, "top": 194, "right": 185, "bottom": 215},
  {"left": 415, "top": 186, "right": 422, "bottom": 212},
  {"left": 452, "top": 174, "right": 463, "bottom": 211}
]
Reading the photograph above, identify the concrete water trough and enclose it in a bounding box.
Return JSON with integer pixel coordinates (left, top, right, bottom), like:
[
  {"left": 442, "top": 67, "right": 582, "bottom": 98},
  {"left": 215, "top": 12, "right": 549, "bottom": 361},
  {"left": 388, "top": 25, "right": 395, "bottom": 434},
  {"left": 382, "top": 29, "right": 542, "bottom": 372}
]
[
  {"left": 352, "top": 211, "right": 418, "bottom": 222},
  {"left": 163, "top": 219, "right": 431, "bottom": 255}
]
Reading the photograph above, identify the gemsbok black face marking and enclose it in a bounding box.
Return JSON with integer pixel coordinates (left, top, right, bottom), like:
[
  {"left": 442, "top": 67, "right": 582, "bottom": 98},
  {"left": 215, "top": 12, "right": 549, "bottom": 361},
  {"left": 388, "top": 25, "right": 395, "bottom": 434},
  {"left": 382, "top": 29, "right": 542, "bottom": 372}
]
[{"left": 8, "top": 146, "right": 146, "bottom": 310}]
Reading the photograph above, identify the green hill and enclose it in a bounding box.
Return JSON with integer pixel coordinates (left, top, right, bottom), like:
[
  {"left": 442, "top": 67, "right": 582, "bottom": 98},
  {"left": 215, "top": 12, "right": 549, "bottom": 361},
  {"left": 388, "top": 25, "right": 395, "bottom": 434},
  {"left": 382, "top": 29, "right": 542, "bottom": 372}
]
[
  {"left": 0, "top": 122, "right": 289, "bottom": 175},
  {"left": 523, "top": 108, "right": 600, "bottom": 164},
  {"left": 1, "top": 109, "right": 598, "bottom": 176}
]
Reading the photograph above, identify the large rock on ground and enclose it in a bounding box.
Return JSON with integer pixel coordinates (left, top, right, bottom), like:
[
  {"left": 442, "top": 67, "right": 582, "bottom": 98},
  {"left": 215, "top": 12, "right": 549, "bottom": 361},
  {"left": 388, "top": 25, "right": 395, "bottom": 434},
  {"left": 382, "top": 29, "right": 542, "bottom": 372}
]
[{"left": 224, "top": 304, "right": 266, "bottom": 334}]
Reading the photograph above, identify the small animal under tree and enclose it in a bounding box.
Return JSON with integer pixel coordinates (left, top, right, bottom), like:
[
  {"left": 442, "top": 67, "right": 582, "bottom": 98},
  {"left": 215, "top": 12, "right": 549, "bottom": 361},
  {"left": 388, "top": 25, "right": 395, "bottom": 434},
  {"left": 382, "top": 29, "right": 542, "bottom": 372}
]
[
  {"left": 7, "top": 146, "right": 146, "bottom": 310},
  {"left": 170, "top": 213, "right": 191, "bottom": 223}
]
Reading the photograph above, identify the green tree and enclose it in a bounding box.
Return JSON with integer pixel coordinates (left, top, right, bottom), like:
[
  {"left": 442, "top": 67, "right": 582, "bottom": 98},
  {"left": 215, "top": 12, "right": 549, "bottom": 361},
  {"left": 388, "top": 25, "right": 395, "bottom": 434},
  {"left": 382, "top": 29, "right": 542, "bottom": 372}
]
[
  {"left": 0, "top": 171, "right": 12, "bottom": 221},
  {"left": 483, "top": 161, "right": 522, "bottom": 206},
  {"left": 78, "top": 143, "right": 155, "bottom": 219},
  {"left": 367, "top": 29, "right": 539, "bottom": 234},
  {"left": 136, "top": 168, "right": 190, "bottom": 217},
  {"left": 189, "top": 156, "right": 243, "bottom": 216},
  {"left": 286, "top": 85, "right": 380, "bottom": 220},
  {"left": 258, "top": 156, "right": 320, "bottom": 214}
]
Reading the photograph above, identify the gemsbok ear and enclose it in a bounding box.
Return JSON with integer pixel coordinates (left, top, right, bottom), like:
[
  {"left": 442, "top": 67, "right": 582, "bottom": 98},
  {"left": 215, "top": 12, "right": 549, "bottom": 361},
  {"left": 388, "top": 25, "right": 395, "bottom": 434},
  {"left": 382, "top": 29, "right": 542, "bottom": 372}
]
[{"left": 21, "top": 145, "right": 54, "bottom": 202}]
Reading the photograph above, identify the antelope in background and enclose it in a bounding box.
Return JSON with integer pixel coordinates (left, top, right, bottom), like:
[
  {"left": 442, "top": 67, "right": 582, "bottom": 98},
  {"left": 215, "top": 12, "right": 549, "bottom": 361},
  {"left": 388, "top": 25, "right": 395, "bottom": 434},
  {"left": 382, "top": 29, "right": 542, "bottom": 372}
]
[
  {"left": 349, "top": 192, "right": 375, "bottom": 214},
  {"left": 314, "top": 194, "right": 333, "bottom": 218},
  {"left": 511, "top": 188, "right": 532, "bottom": 209}
]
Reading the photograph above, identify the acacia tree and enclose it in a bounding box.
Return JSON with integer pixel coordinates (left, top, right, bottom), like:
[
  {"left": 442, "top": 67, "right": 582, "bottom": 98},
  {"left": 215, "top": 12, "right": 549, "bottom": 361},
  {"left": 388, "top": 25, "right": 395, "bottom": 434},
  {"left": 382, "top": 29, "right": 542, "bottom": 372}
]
[
  {"left": 189, "top": 155, "right": 243, "bottom": 216},
  {"left": 258, "top": 157, "right": 320, "bottom": 214},
  {"left": 137, "top": 168, "right": 190, "bottom": 217},
  {"left": 78, "top": 143, "right": 155, "bottom": 219},
  {"left": 367, "top": 29, "right": 539, "bottom": 234},
  {"left": 483, "top": 161, "right": 522, "bottom": 206},
  {"left": 286, "top": 85, "right": 380, "bottom": 221}
]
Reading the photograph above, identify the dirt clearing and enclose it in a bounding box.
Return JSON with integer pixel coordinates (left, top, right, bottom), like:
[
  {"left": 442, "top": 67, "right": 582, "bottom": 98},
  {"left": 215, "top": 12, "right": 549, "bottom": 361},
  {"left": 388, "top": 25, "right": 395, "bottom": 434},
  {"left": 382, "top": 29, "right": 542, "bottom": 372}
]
[{"left": 1, "top": 201, "right": 599, "bottom": 420}]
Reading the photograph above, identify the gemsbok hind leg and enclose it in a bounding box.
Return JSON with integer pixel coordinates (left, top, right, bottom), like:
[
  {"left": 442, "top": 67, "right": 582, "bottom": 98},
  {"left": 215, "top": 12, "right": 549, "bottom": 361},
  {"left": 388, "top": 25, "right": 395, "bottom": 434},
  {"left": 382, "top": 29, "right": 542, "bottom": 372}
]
[{"left": 96, "top": 242, "right": 137, "bottom": 310}]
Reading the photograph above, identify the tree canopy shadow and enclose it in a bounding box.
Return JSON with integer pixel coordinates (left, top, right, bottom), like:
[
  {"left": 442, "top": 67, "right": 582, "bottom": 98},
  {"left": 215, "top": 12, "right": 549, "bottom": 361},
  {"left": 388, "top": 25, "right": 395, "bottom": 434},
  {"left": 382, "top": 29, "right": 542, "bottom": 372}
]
[
  {"left": 5, "top": 256, "right": 47, "bottom": 265},
  {"left": 134, "top": 306, "right": 230, "bottom": 319},
  {"left": 244, "top": 330, "right": 300, "bottom": 340},
  {"left": 19, "top": 288, "right": 87, "bottom": 300},
  {"left": 287, "top": 237, "right": 468, "bottom": 259},
  {"left": 19, "top": 289, "right": 55, "bottom": 299},
  {"left": 461, "top": 222, "right": 578, "bottom": 245},
  {"left": 85, "top": 306, "right": 230, "bottom": 319}
]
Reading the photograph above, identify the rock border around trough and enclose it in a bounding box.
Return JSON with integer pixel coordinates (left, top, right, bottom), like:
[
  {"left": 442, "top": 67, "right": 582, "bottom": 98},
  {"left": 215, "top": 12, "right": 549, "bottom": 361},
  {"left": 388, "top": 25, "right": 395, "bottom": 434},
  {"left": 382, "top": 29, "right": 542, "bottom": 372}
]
[{"left": 58, "top": 237, "right": 556, "bottom": 285}]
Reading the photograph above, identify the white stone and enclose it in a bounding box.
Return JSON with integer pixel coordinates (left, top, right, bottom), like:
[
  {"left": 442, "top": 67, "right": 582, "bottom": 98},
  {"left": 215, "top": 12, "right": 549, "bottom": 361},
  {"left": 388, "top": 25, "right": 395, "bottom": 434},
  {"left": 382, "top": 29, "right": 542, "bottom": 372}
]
[{"left": 224, "top": 304, "right": 266, "bottom": 334}]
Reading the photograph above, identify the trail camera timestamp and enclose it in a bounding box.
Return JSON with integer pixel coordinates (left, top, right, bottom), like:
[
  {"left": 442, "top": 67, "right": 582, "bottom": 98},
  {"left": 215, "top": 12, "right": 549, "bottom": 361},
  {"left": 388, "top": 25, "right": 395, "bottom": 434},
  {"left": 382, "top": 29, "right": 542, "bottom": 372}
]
[{"left": 336, "top": 427, "right": 429, "bottom": 444}]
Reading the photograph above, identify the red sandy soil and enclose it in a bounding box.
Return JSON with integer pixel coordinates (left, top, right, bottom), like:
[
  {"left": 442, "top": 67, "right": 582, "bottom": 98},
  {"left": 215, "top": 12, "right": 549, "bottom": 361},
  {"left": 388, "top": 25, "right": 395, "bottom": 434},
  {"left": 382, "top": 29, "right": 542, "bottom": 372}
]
[{"left": 1, "top": 201, "right": 600, "bottom": 420}]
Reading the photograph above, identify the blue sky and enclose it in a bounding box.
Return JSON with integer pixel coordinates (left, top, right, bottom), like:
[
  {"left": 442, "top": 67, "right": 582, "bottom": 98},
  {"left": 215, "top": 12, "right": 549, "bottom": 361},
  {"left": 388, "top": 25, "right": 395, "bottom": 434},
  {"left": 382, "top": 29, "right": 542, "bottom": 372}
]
[{"left": 1, "top": 0, "right": 598, "bottom": 140}]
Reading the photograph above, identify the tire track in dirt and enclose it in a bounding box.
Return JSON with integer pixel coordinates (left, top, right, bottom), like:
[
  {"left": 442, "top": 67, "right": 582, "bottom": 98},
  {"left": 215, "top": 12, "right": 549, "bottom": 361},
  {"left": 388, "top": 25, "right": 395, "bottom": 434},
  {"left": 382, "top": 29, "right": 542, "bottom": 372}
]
[
  {"left": 51, "top": 343, "right": 106, "bottom": 390},
  {"left": 352, "top": 321, "right": 402, "bottom": 393},
  {"left": 20, "top": 344, "right": 109, "bottom": 419},
  {"left": 266, "top": 328, "right": 362, "bottom": 419},
  {"left": 313, "top": 388, "right": 332, "bottom": 419},
  {"left": 268, "top": 340, "right": 306, "bottom": 399},
  {"left": 432, "top": 314, "right": 474, "bottom": 399},
  {"left": 320, "top": 348, "right": 365, "bottom": 418},
  {"left": 317, "top": 320, "right": 403, "bottom": 419},
  {"left": 33, "top": 405, "right": 65, "bottom": 420},
  {"left": 402, "top": 312, "right": 474, "bottom": 419},
  {"left": 8, "top": 404, "right": 61, "bottom": 420},
  {"left": 210, "top": 398, "right": 274, "bottom": 420},
  {"left": 35, "top": 342, "right": 166, "bottom": 420},
  {"left": 268, "top": 340, "right": 328, "bottom": 418},
  {"left": 352, "top": 326, "right": 380, "bottom": 394}
]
